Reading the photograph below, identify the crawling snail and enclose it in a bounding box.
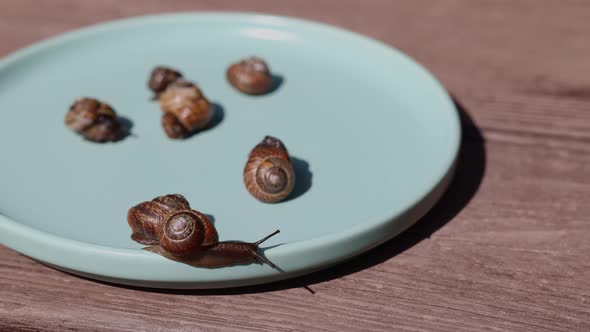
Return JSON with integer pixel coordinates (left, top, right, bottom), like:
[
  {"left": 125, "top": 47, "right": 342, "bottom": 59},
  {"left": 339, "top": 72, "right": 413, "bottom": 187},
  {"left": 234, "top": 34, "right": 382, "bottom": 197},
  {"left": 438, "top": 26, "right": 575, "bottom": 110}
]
[
  {"left": 244, "top": 136, "right": 295, "bottom": 203},
  {"left": 227, "top": 56, "right": 274, "bottom": 95},
  {"left": 65, "top": 97, "right": 126, "bottom": 142},
  {"left": 128, "top": 194, "right": 279, "bottom": 268}
]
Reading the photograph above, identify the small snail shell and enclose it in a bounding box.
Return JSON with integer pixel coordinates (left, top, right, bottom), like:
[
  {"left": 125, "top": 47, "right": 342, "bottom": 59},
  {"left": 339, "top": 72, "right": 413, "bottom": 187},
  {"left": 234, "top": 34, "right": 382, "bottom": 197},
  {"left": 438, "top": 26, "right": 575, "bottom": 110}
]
[
  {"left": 127, "top": 194, "right": 218, "bottom": 247},
  {"left": 128, "top": 194, "right": 280, "bottom": 268},
  {"left": 244, "top": 136, "right": 295, "bottom": 203},
  {"left": 65, "top": 97, "right": 125, "bottom": 142},
  {"left": 227, "top": 56, "right": 273, "bottom": 95},
  {"left": 159, "top": 80, "right": 213, "bottom": 139},
  {"left": 148, "top": 66, "right": 183, "bottom": 99}
]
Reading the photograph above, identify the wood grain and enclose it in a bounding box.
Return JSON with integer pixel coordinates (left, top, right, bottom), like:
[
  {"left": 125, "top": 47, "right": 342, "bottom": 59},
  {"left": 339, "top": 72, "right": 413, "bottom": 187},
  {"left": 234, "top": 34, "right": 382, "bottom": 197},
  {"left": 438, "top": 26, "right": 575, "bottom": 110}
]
[{"left": 1, "top": 1, "right": 590, "bottom": 331}]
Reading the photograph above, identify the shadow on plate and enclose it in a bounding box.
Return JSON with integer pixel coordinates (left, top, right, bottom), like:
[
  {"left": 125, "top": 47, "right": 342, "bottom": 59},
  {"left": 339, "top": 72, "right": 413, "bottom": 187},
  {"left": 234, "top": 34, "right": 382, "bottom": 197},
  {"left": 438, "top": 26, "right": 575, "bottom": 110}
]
[
  {"left": 268, "top": 74, "right": 284, "bottom": 94},
  {"left": 284, "top": 156, "right": 313, "bottom": 202},
  {"left": 204, "top": 103, "right": 225, "bottom": 131},
  {"left": 118, "top": 116, "right": 135, "bottom": 140},
  {"left": 47, "top": 95, "right": 486, "bottom": 295}
]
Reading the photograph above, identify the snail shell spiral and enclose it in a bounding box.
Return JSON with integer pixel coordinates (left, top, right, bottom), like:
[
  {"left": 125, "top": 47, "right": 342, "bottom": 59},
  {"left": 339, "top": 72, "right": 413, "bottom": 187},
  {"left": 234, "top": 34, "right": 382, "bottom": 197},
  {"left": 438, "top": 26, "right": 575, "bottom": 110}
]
[
  {"left": 158, "top": 211, "right": 205, "bottom": 258},
  {"left": 244, "top": 136, "right": 295, "bottom": 203}
]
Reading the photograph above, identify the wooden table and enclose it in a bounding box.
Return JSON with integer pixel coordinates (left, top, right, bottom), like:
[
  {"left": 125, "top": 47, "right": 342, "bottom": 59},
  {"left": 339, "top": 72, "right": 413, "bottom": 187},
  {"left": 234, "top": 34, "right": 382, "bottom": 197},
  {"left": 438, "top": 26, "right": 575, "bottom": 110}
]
[{"left": 1, "top": 1, "right": 589, "bottom": 331}]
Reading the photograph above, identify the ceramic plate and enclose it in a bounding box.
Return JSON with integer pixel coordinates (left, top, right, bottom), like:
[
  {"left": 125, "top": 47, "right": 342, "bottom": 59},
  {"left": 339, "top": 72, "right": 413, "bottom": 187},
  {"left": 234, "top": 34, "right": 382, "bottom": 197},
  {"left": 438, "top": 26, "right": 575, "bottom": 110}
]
[{"left": 0, "top": 13, "right": 460, "bottom": 288}]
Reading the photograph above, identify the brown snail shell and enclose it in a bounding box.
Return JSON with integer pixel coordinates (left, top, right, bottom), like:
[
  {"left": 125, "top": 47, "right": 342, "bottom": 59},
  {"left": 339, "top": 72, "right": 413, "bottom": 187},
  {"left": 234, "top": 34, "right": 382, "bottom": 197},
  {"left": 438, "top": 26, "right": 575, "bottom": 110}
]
[
  {"left": 244, "top": 136, "right": 295, "bottom": 203},
  {"left": 227, "top": 56, "right": 273, "bottom": 95},
  {"left": 128, "top": 194, "right": 280, "bottom": 268},
  {"left": 159, "top": 80, "right": 213, "bottom": 139},
  {"left": 148, "top": 66, "right": 183, "bottom": 99},
  {"left": 158, "top": 210, "right": 206, "bottom": 258},
  {"left": 144, "top": 229, "right": 281, "bottom": 269},
  {"left": 127, "top": 194, "right": 218, "bottom": 248},
  {"left": 65, "top": 98, "right": 125, "bottom": 142}
]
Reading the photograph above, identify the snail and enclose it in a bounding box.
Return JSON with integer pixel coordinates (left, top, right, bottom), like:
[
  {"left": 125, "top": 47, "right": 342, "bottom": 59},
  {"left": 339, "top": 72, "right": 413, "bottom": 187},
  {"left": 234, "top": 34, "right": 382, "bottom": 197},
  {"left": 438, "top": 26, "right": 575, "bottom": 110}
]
[
  {"left": 127, "top": 194, "right": 279, "bottom": 268},
  {"left": 159, "top": 80, "right": 213, "bottom": 139},
  {"left": 146, "top": 66, "right": 213, "bottom": 138},
  {"left": 244, "top": 136, "right": 295, "bottom": 203},
  {"left": 227, "top": 56, "right": 274, "bottom": 95},
  {"left": 148, "top": 66, "right": 183, "bottom": 100},
  {"left": 65, "top": 97, "right": 126, "bottom": 142}
]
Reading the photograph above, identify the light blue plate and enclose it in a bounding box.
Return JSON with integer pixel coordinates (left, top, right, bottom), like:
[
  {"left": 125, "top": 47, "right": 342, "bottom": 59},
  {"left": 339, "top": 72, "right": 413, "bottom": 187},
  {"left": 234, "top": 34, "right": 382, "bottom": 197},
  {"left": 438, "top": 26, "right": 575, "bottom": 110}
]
[{"left": 0, "top": 13, "right": 460, "bottom": 289}]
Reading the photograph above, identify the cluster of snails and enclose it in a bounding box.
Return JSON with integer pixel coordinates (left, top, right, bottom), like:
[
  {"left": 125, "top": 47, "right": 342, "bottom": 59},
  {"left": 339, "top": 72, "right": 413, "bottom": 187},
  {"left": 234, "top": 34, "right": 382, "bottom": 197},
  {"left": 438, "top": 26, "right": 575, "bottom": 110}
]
[
  {"left": 65, "top": 57, "right": 296, "bottom": 268},
  {"left": 65, "top": 56, "right": 275, "bottom": 143}
]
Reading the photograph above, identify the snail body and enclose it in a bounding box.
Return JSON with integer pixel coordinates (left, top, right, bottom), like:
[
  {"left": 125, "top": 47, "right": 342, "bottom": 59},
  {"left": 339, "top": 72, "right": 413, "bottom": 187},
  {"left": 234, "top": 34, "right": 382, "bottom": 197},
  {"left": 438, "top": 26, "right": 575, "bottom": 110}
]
[
  {"left": 65, "top": 97, "right": 125, "bottom": 142},
  {"left": 244, "top": 136, "right": 295, "bottom": 203},
  {"left": 127, "top": 194, "right": 279, "bottom": 268},
  {"left": 227, "top": 56, "right": 274, "bottom": 95}
]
